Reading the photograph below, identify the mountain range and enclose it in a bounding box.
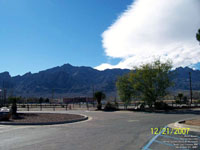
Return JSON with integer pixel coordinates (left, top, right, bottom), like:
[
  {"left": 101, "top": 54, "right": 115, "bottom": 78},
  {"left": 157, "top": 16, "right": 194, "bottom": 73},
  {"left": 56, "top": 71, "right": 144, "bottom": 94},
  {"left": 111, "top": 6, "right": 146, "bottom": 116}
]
[{"left": 0, "top": 64, "right": 199, "bottom": 98}]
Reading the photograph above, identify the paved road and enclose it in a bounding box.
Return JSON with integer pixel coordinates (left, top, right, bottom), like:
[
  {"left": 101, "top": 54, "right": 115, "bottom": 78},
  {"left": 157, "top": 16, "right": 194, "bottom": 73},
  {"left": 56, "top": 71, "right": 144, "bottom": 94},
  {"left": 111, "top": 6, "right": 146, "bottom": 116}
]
[{"left": 0, "top": 110, "right": 199, "bottom": 150}]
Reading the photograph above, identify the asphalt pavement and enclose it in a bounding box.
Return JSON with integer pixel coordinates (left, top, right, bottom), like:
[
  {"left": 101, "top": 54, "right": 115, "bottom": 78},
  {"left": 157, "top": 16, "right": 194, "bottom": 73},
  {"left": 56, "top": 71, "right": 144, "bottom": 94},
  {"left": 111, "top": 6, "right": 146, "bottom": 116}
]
[{"left": 0, "top": 110, "right": 199, "bottom": 150}]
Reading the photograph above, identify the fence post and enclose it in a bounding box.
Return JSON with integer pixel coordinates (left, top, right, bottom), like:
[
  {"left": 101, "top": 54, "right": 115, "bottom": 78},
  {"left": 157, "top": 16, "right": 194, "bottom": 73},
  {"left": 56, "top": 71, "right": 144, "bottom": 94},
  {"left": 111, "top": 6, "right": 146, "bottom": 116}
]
[
  {"left": 93, "top": 101, "right": 95, "bottom": 107},
  {"left": 86, "top": 100, "right": 89, "bottom": 110}
]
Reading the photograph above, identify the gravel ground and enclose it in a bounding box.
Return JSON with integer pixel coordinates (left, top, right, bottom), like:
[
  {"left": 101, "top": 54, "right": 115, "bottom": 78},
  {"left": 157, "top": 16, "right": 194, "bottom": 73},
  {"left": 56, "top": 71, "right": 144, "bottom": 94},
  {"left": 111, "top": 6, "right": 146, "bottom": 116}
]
[
  {"left": 185, "top": 119, "right": 200, "bottom": 126},
  {"left": 1, "top": 113, "right": 84, "bottom": 124}
]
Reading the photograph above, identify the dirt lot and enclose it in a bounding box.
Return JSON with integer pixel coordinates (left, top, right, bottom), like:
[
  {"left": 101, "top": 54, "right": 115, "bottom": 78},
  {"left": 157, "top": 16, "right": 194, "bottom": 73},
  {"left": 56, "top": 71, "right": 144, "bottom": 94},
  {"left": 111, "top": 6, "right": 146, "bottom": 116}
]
[{"left": 185, "top": 119, "right": 200, "bottom": 126}]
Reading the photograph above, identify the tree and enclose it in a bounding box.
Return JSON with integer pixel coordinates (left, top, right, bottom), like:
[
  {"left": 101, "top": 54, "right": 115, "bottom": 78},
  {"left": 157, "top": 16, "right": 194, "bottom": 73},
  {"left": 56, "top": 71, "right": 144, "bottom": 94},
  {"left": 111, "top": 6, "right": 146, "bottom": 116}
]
[
  {"left": 196, "top": 29, "right": 200, "bottom": 44},
  {"left": 45, "top": 98, "right": 50, "bottom": 103},
  {"left": 129, "top": 59, "right": 173, "bottom": 107},
  {"left": 116, "top": 74, "right": 134, "bottom": 109},
  {"left": 183, "top": 96, "right": 188, "bottom": 104},
  {"left": 39, "top": 97, "right": 44, "bottom": 104},
  {"left": 94, "top": 91, "right": 105, "bottom": 110},
  {"left": 8, "top": 97, "right": 19, "bottom": 116},
  {"left": 178, "top": 93, "right": 183, "bottom": 102}
]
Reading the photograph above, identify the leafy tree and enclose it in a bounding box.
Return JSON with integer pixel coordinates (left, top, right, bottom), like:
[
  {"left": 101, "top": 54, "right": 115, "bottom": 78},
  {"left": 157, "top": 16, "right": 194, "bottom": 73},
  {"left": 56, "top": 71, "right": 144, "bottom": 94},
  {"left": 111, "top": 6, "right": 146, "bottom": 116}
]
[
  {"left": 196, "top": 29, "right": 200, "bottom": 44},
  {"left": 116, "top": 74, "right": 134, "bottom": 109},
  {"left": 129, "top": 59, "right": 173, "bottom": 107},
  {"left": 94, "top": 91, "right": 105, "bottom": 110}
]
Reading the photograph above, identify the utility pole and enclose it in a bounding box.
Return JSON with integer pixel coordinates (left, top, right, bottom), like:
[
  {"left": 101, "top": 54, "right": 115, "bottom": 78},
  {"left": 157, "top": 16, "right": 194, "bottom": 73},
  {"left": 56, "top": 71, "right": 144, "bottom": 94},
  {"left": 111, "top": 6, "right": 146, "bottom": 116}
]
[
  {"left": 189, "top": 72, "right": 193, "bottom": 105},
  {"left": 92, "top": 85, "right": 95, "bottom": 107},
  {"left": 92, "top": 85, "right": 94, "bottom": 98},
  {"left": 3, "top": 89, "right": 7, "bottom": 106},
  {"left": 0, "top": 89, "right": 2, "bottom": 105},
  {"left": 52, "top": 89, "right": 55, "bottom": 111},
  {"left": 52, "top": 89, "right": 54, "bottom": 101}
]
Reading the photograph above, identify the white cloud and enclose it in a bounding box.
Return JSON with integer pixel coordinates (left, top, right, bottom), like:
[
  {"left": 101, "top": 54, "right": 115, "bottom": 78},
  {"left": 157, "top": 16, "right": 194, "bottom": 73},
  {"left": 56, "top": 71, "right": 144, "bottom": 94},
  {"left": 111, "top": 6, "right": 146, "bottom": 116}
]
[{"left": 95, "top": 0, "right": 200, "bottom": 70}]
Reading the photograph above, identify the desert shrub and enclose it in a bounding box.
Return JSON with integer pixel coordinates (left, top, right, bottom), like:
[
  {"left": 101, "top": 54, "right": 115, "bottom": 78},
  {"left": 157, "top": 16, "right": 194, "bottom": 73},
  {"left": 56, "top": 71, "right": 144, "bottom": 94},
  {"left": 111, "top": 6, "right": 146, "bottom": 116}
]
[
  {"left": 183, "top": 96, "right": 188, "bottom": 104},
  {"left": 154, "top": 101, "right": 170, "bottom": 110},
  {"left": 175, "top": 100, "right": 181, "bottom": 104},
  {"left": 0, "top": 107, "right": 11, "bottom": 121},
  {"left": 97, "top": 103, "right": 102, "bottom": 110},
  {"left": 104, "top": 102, "right": 118, "bottom": 111},
  {"left": 135, "top": 103, "right": 145, "bottom": 111},
  {"left": 114, "top": 101, "right": 119, "bottom": 109}
]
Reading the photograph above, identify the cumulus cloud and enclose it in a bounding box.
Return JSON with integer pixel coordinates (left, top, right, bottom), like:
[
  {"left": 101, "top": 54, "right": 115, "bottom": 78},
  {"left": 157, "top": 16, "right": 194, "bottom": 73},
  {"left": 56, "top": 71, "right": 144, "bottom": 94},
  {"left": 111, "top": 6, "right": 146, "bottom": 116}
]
[{"left": 96, "top": 0, "right": 200, "bottom": 70}]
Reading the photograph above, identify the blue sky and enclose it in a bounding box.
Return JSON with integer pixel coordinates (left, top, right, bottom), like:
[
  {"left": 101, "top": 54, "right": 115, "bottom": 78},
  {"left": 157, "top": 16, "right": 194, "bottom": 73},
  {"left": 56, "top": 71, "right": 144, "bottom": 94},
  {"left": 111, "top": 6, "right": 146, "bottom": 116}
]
[
  {"left": 1, "top": 0, "right": 200, "bottom": 76},
  {"left": 0, "top": 0, "right": 132, "bottom": 76}
]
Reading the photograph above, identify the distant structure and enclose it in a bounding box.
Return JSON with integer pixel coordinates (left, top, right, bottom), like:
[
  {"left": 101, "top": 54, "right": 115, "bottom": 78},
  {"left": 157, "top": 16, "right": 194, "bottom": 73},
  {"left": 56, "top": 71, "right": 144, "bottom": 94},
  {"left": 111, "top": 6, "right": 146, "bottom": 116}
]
[
  {"left": 49, "top": 98, "right": 63, "bottom": 104},
  {"left": 63, "top": 97, "right": 94, "bottom": 104}
]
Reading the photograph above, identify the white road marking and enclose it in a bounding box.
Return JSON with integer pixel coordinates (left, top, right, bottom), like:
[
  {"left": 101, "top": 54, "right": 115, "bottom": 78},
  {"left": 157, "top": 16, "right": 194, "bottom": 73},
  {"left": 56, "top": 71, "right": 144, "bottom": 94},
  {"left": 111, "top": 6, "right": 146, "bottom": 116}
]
[
  {"left": 127, "top": 120, "right": 139, "bottom": 122},
  {"left": 0, "top": 126, "right": 34, "bottom": 133}
]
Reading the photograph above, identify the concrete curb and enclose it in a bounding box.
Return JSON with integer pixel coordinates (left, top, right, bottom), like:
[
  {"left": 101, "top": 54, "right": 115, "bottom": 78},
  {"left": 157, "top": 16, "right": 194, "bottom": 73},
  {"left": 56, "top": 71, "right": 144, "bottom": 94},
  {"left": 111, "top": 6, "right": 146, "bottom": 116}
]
[
  {"left": 168, "top": 119, "right": 200, "bottom": 133},
  {"left": 0, "top": 113, "right": 88, "bottom": 126}
]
